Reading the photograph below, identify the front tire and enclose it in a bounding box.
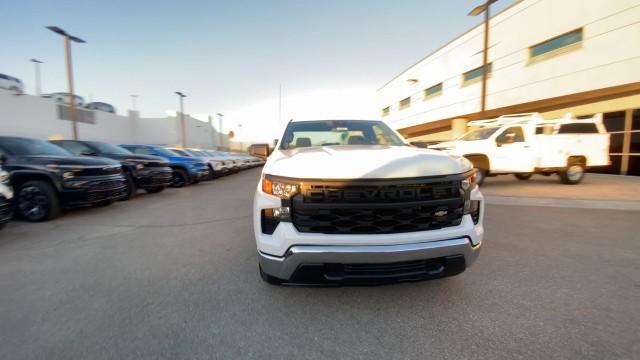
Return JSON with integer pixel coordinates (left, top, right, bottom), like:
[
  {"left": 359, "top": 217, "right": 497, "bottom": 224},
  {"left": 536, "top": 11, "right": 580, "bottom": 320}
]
[
  {"left": 559, "top": 163, "right": 585, "bottom": 185},
  {"left": 514, "top": 173, "right": 533, "bottom": 180},
  {"left": 170, "top": 169, "right": 188, "bottom": 188},
  {"left": 474, "top": 167, "right": 486, "bottom": 186},
  {"left": 119, "top": 172, "right": 137, "bottom": 201},
  {"left": 16, "top": 180, "right": 61, "bottom": 222}
]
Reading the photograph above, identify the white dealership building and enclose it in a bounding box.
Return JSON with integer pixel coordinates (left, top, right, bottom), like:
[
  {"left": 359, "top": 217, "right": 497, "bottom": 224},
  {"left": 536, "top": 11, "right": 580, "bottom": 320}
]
[{"left": 378, "top": 0, "right": 640, "bottom": 175}]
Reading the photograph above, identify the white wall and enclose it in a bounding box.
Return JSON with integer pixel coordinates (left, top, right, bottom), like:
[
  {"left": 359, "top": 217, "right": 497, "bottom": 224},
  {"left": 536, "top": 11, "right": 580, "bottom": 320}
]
[
  {"left": 378, "top": 0, "right": 640, "bottom": 129},
  {"left": 0, "top": 89, "right": 227, "bottom": 148}
]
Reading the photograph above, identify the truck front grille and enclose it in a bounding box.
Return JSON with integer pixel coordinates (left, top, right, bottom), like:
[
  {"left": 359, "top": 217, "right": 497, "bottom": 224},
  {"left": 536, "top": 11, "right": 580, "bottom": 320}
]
[{"left": 290, "top": 177, "right": 465, "bottom": 235}]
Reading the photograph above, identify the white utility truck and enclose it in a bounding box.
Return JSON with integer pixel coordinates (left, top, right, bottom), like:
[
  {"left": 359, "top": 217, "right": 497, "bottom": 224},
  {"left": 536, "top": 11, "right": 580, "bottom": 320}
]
[{"left": 430, "top": 113, "right": 610, "bottom": 185}]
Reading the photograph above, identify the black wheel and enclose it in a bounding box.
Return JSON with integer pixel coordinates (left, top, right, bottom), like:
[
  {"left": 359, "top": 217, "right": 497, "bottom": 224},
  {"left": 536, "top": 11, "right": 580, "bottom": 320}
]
[
  {"left": 93, "top": 199, "right": 116, "bottom": 207},
  {"left": 16, "top": 180, "right": 61, "bottom": 222},
  {"left": 119, "top": 172, "right": 137, "bottom": 201},
  {"left": 474, "top": 167, "right": 486, "bottom": 186},
  {"left": 559, "top": 163, "right": 585, "bottom": 185},
  {"left": 259, "top": 265, "right": 284, "bottom": 285},
  {"left": 170, "top": 169, "right": 188, "bottom": 188},
  {"left": 145, "top": 186, "right": 165, "bottom": 194},
  {"left": 514, "top": 173, "right": 533, "bottom": 180}
]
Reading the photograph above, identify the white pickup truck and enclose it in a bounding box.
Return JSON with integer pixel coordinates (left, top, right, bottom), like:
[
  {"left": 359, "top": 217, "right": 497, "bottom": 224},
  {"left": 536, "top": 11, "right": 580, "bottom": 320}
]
[
  {"left": 253, "top": 119, "right": 483, "bottom": 285},
  {"left": 430, "top": 113, "right": 610, "bottom": 185}
]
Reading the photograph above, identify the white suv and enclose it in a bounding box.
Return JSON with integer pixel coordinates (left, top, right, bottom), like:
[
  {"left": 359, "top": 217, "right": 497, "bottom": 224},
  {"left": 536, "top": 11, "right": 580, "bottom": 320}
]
[{"left": 253, "top": 119, "right": 483, "bottom": 285}]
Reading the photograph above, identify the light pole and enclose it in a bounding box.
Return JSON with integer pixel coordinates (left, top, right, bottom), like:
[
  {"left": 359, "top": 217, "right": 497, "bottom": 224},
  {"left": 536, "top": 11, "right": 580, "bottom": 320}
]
[
  {"left": 46, "top": 26, "right": 86, "bottom": 140},
  {"left": 468, "top": 0, "right": 497, "bottom": 117},
  {"left": 175, "top": 92, "right": 187, "bottom": 148},
  {"left": 216, "top": 113, "right": 224, "bottom": 149},
  {"left": 29, "top": 59, "right": 43, "bottom": 96},
  {"left": 129, "top": 94, "right": 138, "bottom": 111}
]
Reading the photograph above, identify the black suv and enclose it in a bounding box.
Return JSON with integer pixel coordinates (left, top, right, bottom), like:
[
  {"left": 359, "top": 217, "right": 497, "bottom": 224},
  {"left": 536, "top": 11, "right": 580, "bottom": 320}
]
[
  {"left": 0, "top": 137, "right": 126, "bottom": 222},
  {"left": 51, "top": 140, "right": 172, "bottom": 200}
]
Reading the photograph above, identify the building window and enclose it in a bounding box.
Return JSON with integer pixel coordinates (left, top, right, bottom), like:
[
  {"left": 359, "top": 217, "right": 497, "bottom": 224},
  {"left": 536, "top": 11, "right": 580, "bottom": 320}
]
[
  {"left": 399, "top": 97, "right": 411, "bottom": 110},
  {"left": 381, "top": 106, "right": 390, "bottom": 117},
  {"left": 462, "top": 63, "right": 492, "bottom": 84},
  {"left": 530, "top": 28, "right": 583, "bottom": 59},
  {"left": 424, "top": 83, "right": 443, "bottom": 99}
]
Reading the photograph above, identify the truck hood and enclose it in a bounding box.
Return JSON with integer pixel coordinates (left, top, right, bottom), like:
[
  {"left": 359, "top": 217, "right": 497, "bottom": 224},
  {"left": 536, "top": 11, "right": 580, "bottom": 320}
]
[
  {"left": 101, "top": 153, "right": 167, "bottom": 163},
  {"left": 13, "top": 155, "right": 121, "bottom": 167},
  {"left": 264, "top": 145, "right": 472, "bottom": 179}
]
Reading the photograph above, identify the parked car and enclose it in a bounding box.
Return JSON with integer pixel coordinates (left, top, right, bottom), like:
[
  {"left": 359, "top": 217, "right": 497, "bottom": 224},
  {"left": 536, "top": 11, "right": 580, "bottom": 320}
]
[
  {"left": 0, "top": 165, "right": 13, "bottom": 230},
  {"left": 51, "top": 140, "right": 172, "bottom": 200},
  {"left": 254, "top": 119, "right": 483, "bottom": 285},
  {"left": 0, "top": 137, "right": 126, "bottom": 222},
  {"left": 120, "top": 144, "right": 209, "bottom": 188},
  {"left": 85, "top": 102, "right": 116, "bottom": 113},
  {"left": 429, "top": 113, "right": 610, "bottom": 185},
  {"left": 200, "top": 150, "right": 237, "bottom": 174},
  {"left": 166, "top": 148, "right": 217, "bottom": 179},
  {"left": 0, "top": 73, "right": 24, "bottom": 93},
  {"left": 41, "top": 92, "right": 85, "bottom": 106},
  {"left": 184, "top": 149, "right": 226, "bottom": 177}
]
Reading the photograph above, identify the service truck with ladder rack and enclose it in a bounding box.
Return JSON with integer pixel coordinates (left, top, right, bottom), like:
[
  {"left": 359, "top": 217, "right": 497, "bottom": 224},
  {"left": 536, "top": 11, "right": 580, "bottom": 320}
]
[{"left": 429, "top": 113, "right": 610, "bottom": 185}]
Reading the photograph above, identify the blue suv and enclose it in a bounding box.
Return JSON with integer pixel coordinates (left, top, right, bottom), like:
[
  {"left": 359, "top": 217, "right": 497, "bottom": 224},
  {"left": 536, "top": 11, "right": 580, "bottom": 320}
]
[{"left": 120, "top": 144, "right": 209, "bottom": 188}]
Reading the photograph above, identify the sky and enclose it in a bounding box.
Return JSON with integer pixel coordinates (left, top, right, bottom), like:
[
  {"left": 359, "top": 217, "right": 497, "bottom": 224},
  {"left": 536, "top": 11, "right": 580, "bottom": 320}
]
[{"left": 2, "top": 0, "right": 515, "bottom": 142}]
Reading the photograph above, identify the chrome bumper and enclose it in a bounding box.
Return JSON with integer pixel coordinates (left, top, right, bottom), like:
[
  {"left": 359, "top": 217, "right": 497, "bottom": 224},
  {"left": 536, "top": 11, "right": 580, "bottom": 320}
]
[{"left": 259, "top": 237, "right": 481, "bottom": 281}]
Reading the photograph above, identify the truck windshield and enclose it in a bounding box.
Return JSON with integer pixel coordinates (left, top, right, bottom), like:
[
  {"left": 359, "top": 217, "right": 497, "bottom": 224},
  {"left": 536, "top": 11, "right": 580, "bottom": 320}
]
[
  {"left": 280, "top": 120, "right": 405, "bottom": 149},
  {"left": 86, "top": 141, "right": 132, "bottom": 155},
  {"left": 0, "top": 138, "right": 72, "bottom": 156},
  {"left": 459, "top": 127, "right": 500, "bottom": 141},
  {"left": 170, "top": 149, "right": 190, "bottom": 156}
]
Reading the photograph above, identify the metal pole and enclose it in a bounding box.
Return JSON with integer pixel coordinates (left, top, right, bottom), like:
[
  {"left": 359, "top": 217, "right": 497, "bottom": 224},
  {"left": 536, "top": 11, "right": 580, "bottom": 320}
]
[
  {"left": 33, "top": 61, "right": 42, "bottom": 96},
  {"left": 130, "top": 95, "right": 138, "bottom": 111},
  {"left": 179, "top": 96, "right": 186, "bottom": 148},
  {"left": 64, "top": 36, "right": 78, "bottom": 140},
  {"left": 217, "top": 113, "right": 224, "bottom": 149},
  {"left": 480, "top": 5, "right": 490, "bottom": 116}
]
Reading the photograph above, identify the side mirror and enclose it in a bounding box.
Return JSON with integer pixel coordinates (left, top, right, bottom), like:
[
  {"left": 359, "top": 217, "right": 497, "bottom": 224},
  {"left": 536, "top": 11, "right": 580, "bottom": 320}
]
[{"left": 249, "top": 144, "right": 270, "bottom": 159}]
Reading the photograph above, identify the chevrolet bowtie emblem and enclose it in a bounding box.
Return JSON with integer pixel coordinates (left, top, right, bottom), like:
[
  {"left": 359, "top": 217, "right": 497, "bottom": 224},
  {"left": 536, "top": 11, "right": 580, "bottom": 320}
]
[{"left": 434, "top": 210, "right": 448, "bottom": 217}]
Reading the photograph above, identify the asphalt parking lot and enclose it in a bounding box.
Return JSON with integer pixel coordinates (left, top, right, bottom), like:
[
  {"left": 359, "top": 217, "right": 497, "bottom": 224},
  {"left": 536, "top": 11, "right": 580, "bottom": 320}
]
[{"left": 0, "top": 169, "right": 639, "bottom": 360}]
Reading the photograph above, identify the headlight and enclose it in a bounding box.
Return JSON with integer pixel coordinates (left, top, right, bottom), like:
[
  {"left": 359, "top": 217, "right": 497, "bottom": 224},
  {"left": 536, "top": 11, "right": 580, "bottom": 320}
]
[
  {"left": 135, "top": 163, "right": 145, "bottom": 170},
  {"left": 261, "top": 176, "right": 298, "bottom": 199},
  {"left": 462, "top": 170, "right": 480, "bottom": 222},
  {"left": 0, "top": 171, "right": 9, "bottom": 184}
]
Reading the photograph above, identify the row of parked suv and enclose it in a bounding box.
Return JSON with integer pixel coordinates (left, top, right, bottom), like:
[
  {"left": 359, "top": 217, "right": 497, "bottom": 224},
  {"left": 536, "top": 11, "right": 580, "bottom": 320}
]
[{"left": 0, "top": 136, "right": 264, "bottom": 228}]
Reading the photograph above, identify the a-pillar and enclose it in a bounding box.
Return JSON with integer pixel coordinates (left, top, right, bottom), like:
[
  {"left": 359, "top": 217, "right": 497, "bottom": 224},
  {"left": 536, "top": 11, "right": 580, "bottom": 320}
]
[{"left": 451, "top": 118, "right": 468, "bottom": 139}]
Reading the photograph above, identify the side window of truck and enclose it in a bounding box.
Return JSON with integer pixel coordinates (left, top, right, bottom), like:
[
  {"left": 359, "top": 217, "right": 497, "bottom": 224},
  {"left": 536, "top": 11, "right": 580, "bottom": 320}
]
[
  {"left": 557, "top": 123, "right": 599, "bottom": 134},
  {"left": 497, "top": 126, "right": 525, "bottom": 142},
  {"left": 535, "top": 125, "right": 554, "bottom": 135}
]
